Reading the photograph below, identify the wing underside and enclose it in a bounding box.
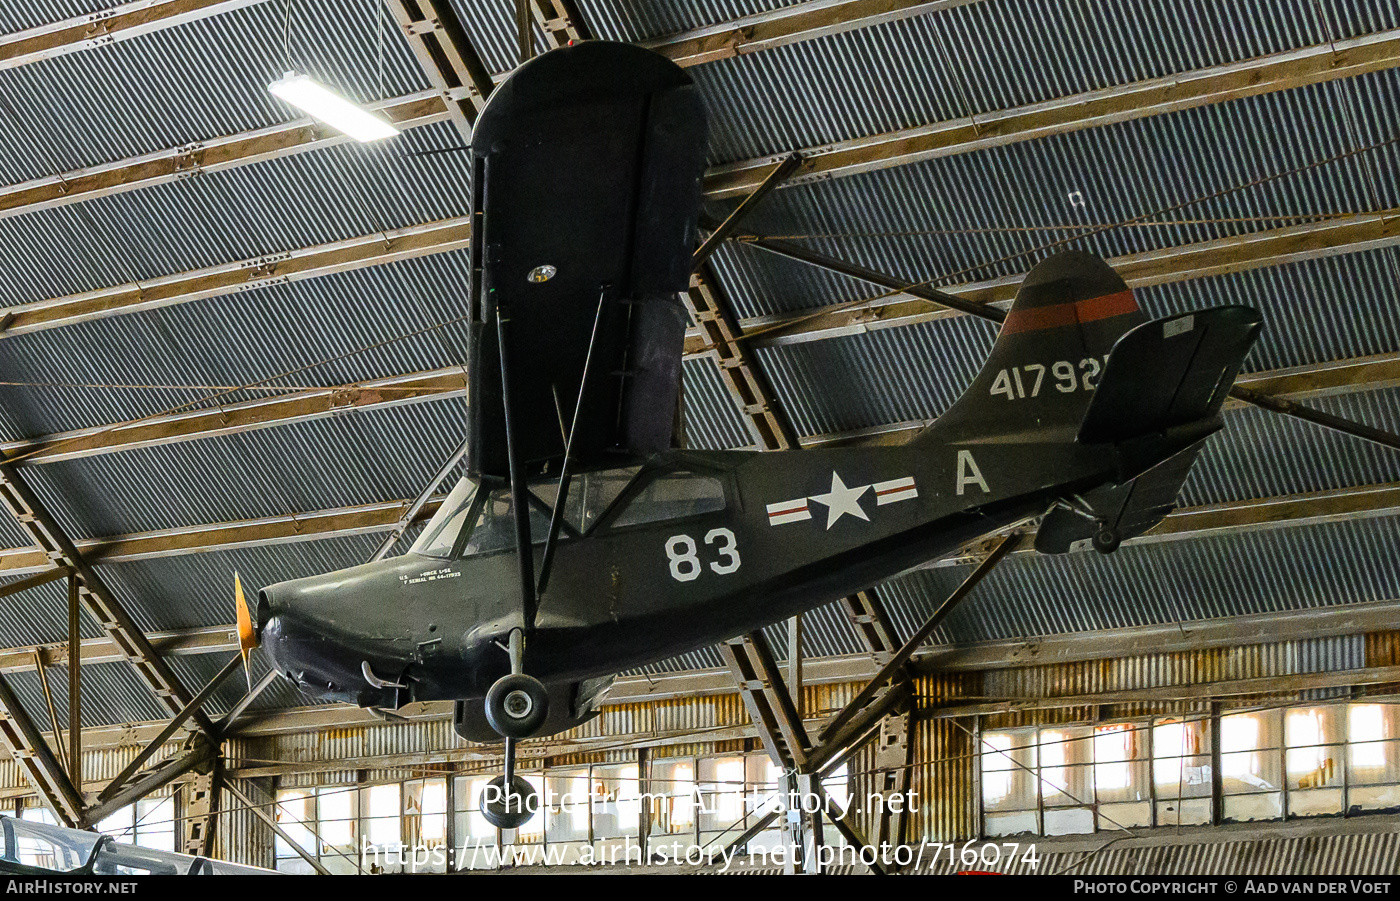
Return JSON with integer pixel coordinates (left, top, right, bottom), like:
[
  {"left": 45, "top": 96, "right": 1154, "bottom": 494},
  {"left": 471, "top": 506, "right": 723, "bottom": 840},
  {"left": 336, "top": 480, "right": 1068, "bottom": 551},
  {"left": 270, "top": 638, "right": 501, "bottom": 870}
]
[{"left": 466, "top": 42, "right": 709, "bottom": 480}]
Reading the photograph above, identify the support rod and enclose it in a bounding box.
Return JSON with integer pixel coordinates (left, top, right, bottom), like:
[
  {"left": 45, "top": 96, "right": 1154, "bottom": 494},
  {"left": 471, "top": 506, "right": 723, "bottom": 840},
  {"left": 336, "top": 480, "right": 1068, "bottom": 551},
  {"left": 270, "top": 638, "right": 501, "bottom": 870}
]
[
  {"left": 496, "top": 304, "right": 539, "bottom": 630},
  {"left": 370, "top": 438, "right": 469, "bottom": 561},
  {"left": 0, "top": 671, "right": 85, "bottom": 825},
  {"left": 222, "top": 780, "right": 330, "bottom": 876},
  {"left": 32, "top": 651, "right": 67, "bottom": 776},
  {"left": 817, "top": 533, "right": 1017, "bottom": 744},
  {"left": 692, "top": 154, "right": 803, "bottom": 269},
  {"left": 808, "top": 778, "right": 888, "bottom": 875},
  {"left": 82, "top": 743, "right": 212, "bottom": 827},
  {"left": 67, "top": 575, "right": 80, "bottom": 792},
  {"left": 538, "top": 287, "right": 609, "bottom": 596},
  {"left": 98, "top": 654, "right": 242, "bottom": 804},
  {"left": 716, "top": 809, "right": 780, "bottom": 857},
  {"left": 707, "top": 221, "right": 1005, "bottom": 324},
  {"left": 1230, "top": 385, "right": 1400, "bottom": 452},
  {"left": 216, "top": 669, "right": 281, "bottom": 737}
]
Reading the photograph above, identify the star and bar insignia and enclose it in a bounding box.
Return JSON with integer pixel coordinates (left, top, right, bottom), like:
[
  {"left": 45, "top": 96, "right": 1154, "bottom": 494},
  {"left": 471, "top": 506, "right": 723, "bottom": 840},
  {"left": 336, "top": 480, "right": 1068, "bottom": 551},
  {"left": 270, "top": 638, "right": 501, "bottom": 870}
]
[{"left": 766, "top": 472, "right": 919, "bottom": 529}]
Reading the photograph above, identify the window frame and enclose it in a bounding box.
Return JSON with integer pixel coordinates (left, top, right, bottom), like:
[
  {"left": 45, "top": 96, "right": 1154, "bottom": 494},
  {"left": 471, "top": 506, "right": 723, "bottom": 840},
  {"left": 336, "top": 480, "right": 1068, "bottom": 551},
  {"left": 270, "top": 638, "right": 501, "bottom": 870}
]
[{"left": 594, "top": 461, "right": 732, "bottom": 533}]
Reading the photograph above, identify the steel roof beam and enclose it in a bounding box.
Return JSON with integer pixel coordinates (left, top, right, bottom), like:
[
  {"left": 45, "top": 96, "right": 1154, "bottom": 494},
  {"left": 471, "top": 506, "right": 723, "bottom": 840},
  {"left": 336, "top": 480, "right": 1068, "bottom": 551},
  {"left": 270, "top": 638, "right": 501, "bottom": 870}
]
[
  {"left": 0, "top": 495, "right": 448, "bottom": 576},
  {"left": 0, "top": 91, "right": 450, "bottom": 226},
  {"left": 0, "top": 350, "right": 1390, "bottom": 475},
  {"left": 4, "top": 351, "right": 1391, "bottom": 467},
  {"left": 0, "top": 625, "right": 237, "bottom": 675},
  {"left": 0, "top": 15, "right": 1390, "bottom": 234},
  {"left": 645, "top": 0, "right": 976, "bottom": 67},
  {"left": 797, "top": 351, "right": 1400, "bottom": 448},
  {"left": 0, "top": 0, "right": 261, "bottom": 71},
  {"left": 0, "top": 478, "right": 1392, "bottom": 579},
  {"left": 702, "top": 27, "right": 1400, "bottom": 198},
  {"left": 0, "top": 29, "right": 1394, "bottom": 338},
  {"left": 0, "top": 462, "right": 214, "bottom": 735},
  {"left": 0, "top": 217, "right": 471, "bottom": 338},
  {"left": 0, "top": 671, "right": 86, "bottom": 826},
  {"left": 17, "top": 595, "right": 1400, "bottom": 750},
  {"left": 3, "top": 366, "right": 467, "bottom": 465},
  {"left": 384, "top": 0, "right": 494, "bottom": 140},
  {"left": 685, "top": 210, "right": 1400, "bottom": 354}
]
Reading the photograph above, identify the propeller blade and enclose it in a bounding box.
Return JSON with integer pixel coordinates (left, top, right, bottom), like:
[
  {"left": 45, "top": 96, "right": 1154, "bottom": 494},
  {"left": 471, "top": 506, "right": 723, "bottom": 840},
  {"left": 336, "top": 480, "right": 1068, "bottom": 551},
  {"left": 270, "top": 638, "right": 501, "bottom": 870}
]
[{"left": 234, "top": 572, "right": 257, "bottom": 691}]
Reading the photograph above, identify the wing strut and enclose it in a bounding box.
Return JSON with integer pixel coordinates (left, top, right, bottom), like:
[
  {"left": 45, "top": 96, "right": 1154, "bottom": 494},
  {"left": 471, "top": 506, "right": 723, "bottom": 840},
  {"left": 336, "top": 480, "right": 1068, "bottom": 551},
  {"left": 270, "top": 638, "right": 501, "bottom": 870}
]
[
  {"left": 495, "top": 296, "right": 539, "bottom": 631},
  {"left": 537, "top": 284, "right": 610, "bottom": 596}
]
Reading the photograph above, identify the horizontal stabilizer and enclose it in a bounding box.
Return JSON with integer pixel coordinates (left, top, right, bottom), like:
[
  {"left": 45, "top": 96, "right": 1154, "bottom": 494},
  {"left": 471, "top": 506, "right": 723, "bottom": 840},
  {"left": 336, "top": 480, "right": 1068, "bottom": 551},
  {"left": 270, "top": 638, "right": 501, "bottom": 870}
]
[
  {"left": 1034, "top": 440, "right": 1205, "bottom": 554},
  {"left": 1080, "top": 305, "right": 1262, "bottom": 447}
]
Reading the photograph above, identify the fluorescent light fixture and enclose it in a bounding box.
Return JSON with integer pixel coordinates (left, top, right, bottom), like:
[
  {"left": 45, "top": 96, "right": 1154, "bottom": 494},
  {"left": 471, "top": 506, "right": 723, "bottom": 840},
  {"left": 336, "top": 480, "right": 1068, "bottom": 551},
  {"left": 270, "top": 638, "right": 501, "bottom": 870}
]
[{"left": 268, "top": 71, "right": 400, "bottom": 143}]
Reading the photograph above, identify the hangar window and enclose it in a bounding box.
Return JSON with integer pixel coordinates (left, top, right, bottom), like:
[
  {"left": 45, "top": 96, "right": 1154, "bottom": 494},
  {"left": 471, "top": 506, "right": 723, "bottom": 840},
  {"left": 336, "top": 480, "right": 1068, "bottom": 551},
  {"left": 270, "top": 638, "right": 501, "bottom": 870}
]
[
  {"left": 94, "top": 797, "right": 176, "bottom": 854},
  {"left": 608, "top": 470, "right": 727, "bottom": 528},
  {"left": 1347, "top": 704, "right": 1400, "bottom": 813},
  {"left": 1220, "top": 711, "right": 1282, "bottom": 823},
  {"left": 1153, "top": 718, "right": 1211, "bottom": 827},
  {"left": 983, "top": 722, "right": 1152, "bottom": 836},
  {"left": 650, "top": 760, "right": 696, "bottom": 836},
  {"left": 404, "top": 778, "right": 448, "bottom": 857},
  {"left": 980, "top": 705, "right": 1400, "bottom": 840}
]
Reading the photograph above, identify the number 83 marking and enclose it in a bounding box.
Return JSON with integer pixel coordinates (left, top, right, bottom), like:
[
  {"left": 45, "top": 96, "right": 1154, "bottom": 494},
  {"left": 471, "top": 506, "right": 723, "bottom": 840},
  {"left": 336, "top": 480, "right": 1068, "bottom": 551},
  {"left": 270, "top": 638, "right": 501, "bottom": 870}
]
[{"left": 665, "top": 528, "right": 741, "bottom": 582}]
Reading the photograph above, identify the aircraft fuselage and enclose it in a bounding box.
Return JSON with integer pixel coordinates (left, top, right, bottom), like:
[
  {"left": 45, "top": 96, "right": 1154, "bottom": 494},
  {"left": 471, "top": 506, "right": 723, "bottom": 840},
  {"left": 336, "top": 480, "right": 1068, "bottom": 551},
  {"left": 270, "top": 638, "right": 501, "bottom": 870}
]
[{"left": 259, "top": 427, "right": 1112, "bottom": 708}]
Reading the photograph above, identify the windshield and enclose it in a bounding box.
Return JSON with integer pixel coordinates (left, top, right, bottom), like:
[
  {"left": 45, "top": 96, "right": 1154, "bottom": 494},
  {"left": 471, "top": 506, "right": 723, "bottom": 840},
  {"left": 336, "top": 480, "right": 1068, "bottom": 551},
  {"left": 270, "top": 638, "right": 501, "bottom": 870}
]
[{"left": 410, "top": 478, "right": 479, "bottom": 558}]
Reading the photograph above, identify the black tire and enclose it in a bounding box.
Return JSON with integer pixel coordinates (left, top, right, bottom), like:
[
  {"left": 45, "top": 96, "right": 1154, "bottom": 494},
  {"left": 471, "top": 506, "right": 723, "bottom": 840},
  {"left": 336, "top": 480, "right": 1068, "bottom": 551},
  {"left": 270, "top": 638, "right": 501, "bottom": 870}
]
[
  {"left": 484, "top": 673, "right": 550, "bottom": 738},
  {"left": 1092, "top": 527, "right": 1121, "bottom": 555},
  {"left": 479, "top": 775, "right": 538, "bottom": 830}
]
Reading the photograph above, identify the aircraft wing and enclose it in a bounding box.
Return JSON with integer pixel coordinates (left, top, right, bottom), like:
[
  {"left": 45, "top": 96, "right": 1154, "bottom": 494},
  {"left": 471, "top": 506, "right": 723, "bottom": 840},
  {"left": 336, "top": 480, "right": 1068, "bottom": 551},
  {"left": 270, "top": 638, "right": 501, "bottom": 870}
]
[{"left": 466, "top": 42, "right": 708, "bottom": 480}]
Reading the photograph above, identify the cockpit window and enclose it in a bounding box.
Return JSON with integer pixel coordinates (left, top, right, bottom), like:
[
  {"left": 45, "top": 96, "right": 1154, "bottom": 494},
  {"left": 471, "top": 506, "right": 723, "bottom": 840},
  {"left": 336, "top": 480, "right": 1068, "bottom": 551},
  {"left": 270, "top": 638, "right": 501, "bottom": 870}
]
[
  {"left": 531, "top": 467, "right": 640, "bottom": 535},
  {"left": 410, "top": 478, "right": 478, "bottom": 559},
  {"left": 410, "top": 467, "right": 644, "bottom": 560},
  {"left": 609, "top": 471, "right": 727, "bottom": 528}
]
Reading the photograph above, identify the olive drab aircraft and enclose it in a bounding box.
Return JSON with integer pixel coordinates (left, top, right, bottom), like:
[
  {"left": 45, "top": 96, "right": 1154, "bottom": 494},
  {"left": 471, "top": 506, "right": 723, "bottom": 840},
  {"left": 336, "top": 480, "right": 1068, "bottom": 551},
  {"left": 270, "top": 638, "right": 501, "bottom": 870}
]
[{"left": 232, "top": 41, "right": 1262, "bottom": 828}]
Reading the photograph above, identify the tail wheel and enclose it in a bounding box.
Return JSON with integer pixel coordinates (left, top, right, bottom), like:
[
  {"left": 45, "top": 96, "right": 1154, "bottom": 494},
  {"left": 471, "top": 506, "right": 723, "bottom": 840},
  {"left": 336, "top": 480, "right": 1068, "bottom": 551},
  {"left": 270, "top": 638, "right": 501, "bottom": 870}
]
[
  {"left": 1092, "top": 526, "right": 1121, "bottom": 555},
  {"left": 479, "top": 774, "right": 538, "bottom": 830},
  {"left": 485, "top": 673, "right": 549, "bottom": 738}
]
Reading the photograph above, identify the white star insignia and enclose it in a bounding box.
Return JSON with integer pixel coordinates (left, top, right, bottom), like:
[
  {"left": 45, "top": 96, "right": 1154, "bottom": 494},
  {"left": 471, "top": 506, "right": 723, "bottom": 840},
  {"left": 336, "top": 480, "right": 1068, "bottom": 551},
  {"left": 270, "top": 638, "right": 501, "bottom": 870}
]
[{"left": 809, "top": 471, "right": 870, "bottom": 529}]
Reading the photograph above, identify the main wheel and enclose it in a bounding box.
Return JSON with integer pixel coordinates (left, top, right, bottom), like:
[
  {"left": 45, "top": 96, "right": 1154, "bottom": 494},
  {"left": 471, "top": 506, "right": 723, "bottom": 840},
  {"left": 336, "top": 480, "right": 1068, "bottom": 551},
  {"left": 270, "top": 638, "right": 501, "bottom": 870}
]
[
  {"left": 479, "top": 774, "right": 538, "bottom": 830},
  {"left": 484, "top": 673, "right": 549, "bottom": 738},
  {"left": 1092, "top": 526, "right": 1121, "bottom": 555}
]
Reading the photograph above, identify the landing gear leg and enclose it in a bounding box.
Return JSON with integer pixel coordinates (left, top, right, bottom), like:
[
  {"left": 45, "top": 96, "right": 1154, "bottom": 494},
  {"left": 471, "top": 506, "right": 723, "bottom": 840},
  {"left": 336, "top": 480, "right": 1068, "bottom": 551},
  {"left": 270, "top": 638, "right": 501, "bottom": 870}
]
[
  {"left": 1054, "top": 496, "right": 1121, "bottom": 555},
  {"left": 1092, "top": 525, "right": 1121, "bottom": 555},
  {"left": 485, "top": 630, "right": 549, "bottom": 738},
  {"left": 480, "top": 630, "right": 545, "bottom": 829}
]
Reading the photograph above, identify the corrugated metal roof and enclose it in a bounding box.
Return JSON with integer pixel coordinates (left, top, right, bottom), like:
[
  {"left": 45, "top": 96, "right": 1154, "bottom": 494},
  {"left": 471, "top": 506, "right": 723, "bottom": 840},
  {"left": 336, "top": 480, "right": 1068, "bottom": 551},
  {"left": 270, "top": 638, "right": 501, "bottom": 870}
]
[
  {"left": 0, "top": 0, "right": 429, "bottom": 185},
  {"left": 691, "top": 0, "right": 1400, "bottom": 163},
  {"left": 0, "top": 120, "right": 470, "bottom": 309},
  {"left": 22, "top": 400, "right": 465, "bottom": 539},
  {"left": 0, "top": 0, "right": 1397, "bottom": 729},
  {"left": 0, "top": 248, "right": 471, "bottom": 442},
  {"left": 880, "top": 513, "right": 1400, "bottom": 644},
  {"left": 708, "top": 67, "right": 1400, "bottom": 322}
]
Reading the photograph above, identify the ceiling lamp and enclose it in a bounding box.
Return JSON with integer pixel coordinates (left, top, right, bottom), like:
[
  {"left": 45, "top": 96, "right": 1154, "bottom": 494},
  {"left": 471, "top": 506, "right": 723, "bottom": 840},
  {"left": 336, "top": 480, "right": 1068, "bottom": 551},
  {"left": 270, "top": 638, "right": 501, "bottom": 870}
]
[{"left": 268, "top": 71, "right": 400, "bottom": 143}]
